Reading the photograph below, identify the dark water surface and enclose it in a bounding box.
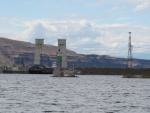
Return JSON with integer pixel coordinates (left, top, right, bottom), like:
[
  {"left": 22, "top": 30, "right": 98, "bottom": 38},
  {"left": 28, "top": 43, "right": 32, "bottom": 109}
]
[{"left": 0, "top": 74, "right": 150, "bottom": 113}]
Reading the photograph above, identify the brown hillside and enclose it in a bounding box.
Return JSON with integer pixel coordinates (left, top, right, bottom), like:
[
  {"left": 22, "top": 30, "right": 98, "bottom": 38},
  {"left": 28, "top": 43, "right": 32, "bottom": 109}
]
[{"left": 0, "top": 37, "right": 77, "bottom": 65}]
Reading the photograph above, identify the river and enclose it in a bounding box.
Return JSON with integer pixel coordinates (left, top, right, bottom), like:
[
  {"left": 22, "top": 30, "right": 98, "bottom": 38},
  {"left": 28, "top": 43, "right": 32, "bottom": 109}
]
[{"left": 0, "top": 74, "right": 150, "bottom": 113}]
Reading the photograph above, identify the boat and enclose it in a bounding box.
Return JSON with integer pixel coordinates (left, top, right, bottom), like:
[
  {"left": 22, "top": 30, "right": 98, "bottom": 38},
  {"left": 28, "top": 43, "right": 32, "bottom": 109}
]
[{"left": 28, "top": 64, "right": 53, "bottom": 74}]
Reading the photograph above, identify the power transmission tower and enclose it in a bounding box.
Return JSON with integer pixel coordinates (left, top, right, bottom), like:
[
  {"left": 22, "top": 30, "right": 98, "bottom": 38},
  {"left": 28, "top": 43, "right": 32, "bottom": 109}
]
[{"left": 128, "top": 32, "right": 133, "bottom": 68}]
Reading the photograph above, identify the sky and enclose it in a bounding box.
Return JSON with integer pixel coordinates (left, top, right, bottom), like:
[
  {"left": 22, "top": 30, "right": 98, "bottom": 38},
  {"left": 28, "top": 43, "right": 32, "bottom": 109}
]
[{"left": 0, "top": 0, "right": 150, "bottom": 59}]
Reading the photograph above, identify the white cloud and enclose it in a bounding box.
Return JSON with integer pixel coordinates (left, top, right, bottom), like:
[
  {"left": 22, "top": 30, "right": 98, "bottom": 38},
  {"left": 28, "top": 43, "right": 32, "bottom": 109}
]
[
  {"left": 134, "top": 1, "right": 150, "bottom": 12},
  {"left": 86, "top": 0, "right": 150, "bottom": 6},
  {"left": 0, "top": 18, "right": 150, "bottom": 59},
  {"left": 117, "top": 17, "right": 128, "bottom": 20},
  {"left": 86, "top": 0, "right": 150, "bottom": 13}
]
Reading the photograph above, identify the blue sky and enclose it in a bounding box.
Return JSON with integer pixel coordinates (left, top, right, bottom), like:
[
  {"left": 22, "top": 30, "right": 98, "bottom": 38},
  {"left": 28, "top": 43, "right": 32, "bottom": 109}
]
[{"left": 0, "top": 0, "right": 150, "bottom": 59}]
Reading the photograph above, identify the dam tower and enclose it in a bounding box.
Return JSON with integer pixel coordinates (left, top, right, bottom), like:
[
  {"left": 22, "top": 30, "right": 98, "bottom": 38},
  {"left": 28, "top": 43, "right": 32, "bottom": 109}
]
[
  {"left": 34, "top": 39, "right": 44, "bottom": 65},
  {"left": 58, "top": 39, "right": 67, "bottom": 69}
]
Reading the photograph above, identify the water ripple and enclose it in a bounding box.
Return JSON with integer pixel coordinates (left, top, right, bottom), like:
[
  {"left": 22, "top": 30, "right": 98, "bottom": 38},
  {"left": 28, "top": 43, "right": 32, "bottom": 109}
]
[{"left": 0, "top": 74, "right": 150, "bottom": 113}]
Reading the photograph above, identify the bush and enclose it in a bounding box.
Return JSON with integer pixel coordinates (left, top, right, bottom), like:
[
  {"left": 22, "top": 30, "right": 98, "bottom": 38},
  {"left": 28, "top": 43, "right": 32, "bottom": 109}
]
[
  {"left": 123, "top": 74, "right": 134, "bottom": 78},
  {"left": 141, "top": 74, "right": 150, "bottom": 78}
]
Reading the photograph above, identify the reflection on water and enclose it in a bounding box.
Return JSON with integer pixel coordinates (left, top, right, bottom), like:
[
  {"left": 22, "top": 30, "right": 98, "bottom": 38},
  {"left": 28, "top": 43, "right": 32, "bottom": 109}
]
[{"left": 0, "top": 74, "right": 150, "bottom": 113}]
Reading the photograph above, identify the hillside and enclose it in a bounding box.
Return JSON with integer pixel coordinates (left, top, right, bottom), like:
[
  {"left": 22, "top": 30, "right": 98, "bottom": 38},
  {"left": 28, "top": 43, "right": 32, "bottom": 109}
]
[
  {"left": 0, "top": 37, "right": 150, "bottom": 68},
  {"left": 0, "top": 37, "right": 77, "bottom": 67}
]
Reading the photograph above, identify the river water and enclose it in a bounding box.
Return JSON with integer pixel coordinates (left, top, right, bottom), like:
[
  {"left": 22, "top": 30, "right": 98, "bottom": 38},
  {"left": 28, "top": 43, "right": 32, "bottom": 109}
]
[{"left": 0, "top": 74, "right": 150, "bottom": 113}]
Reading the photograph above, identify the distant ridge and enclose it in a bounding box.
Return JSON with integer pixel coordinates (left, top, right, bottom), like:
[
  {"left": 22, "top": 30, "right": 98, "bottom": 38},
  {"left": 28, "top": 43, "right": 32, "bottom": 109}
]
[
  {"left": 0, "top": 37, "right": 77, "bottom": 67},
  {"left": 0, "top": 37, "right": 150, "bottom": 68}
]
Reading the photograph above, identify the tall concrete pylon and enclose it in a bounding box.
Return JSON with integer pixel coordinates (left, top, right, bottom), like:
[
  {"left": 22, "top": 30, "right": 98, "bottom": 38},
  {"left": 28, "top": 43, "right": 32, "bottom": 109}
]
[
  {"left": 34, "top": 39, "right": 44, "bottom": 65},
  {"left": 58, "top": 39, "right": 67, "bottom": 69}
]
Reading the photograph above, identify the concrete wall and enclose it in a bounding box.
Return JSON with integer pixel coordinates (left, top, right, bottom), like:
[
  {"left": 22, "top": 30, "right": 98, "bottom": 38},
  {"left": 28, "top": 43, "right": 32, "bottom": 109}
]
[{"left": 76, "top": 68, "right": 150, "bottom": 75}]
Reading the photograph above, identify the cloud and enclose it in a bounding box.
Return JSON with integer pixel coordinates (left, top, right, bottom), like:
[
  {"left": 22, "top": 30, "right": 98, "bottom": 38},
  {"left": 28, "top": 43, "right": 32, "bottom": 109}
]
[
  {"left": 26, "top": 23, "right": 49, "bottom": 42},
  {"left": 117, "top": 17, "right": 128, "bottom": 20},
  {"left": 0, "top": 18, "right": 150, "bottom": 59},
  {"left": 86, "top": 1, "right": 122, "bottom": 7},
  {"left": 134, "top": 1, "right": 150, "bottom": 12},
  {"left": 85, "top": 0, "right": 150, "bottom": 13}
]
